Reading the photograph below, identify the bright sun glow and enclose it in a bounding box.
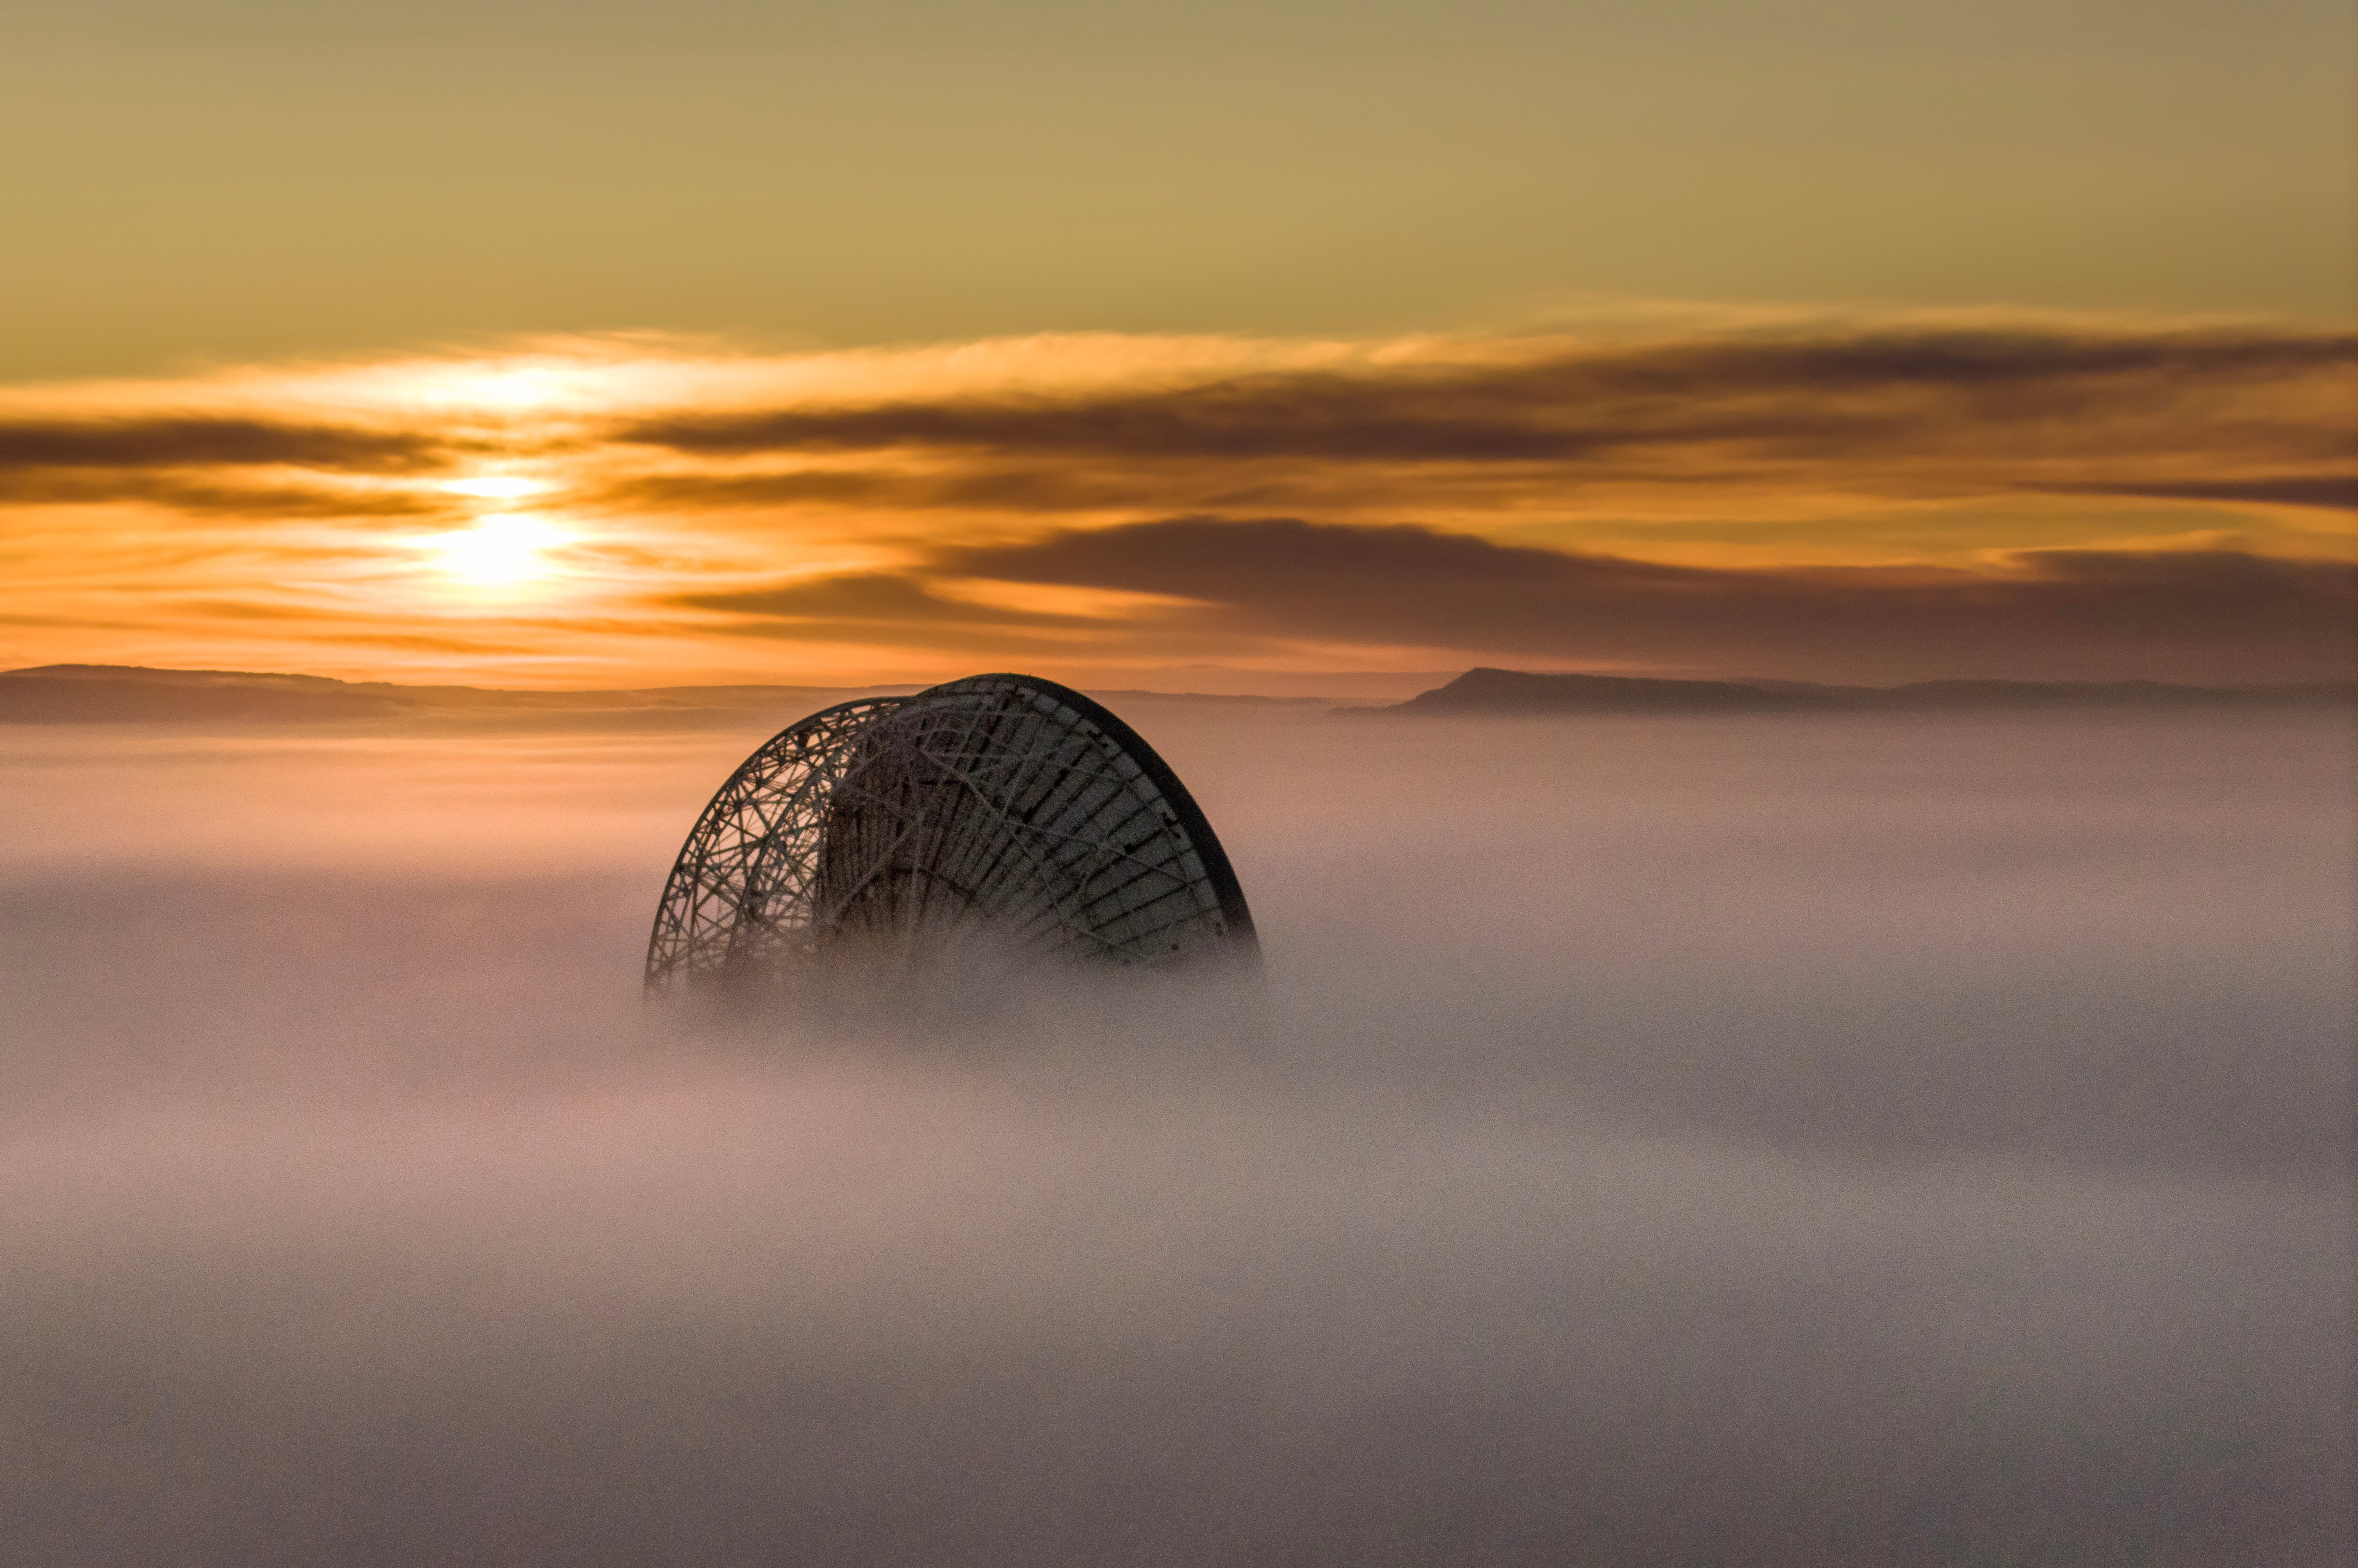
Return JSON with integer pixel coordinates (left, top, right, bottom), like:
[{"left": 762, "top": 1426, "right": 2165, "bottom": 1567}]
[
  {"left": 439, "top": 475, "right": 552, "bottom": 500},
  {"left": 429, "top": 514, "right": 572, "bottom": 587},
  {"left": 416, "top": 364, "right": 578, "bottom": 412}
]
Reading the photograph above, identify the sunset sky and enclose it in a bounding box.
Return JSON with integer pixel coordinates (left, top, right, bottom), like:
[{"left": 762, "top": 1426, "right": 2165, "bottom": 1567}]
[
  {"left": 5, "top": 0, "right": 2351, "bottom": 687},
  {"left": 6, "top": 11, "right": 2354, "bottom": 1557}
]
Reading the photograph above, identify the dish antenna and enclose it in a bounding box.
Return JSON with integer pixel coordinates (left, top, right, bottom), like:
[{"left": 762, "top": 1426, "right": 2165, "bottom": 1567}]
[{"left": 646, "top": 674, "right": 1257, "bottom": 994}]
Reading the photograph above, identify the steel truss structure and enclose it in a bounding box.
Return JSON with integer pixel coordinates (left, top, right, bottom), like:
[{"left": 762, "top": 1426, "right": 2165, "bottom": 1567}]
[{"left": 645, "top": 674, "right": 1257, "bottom": 995}]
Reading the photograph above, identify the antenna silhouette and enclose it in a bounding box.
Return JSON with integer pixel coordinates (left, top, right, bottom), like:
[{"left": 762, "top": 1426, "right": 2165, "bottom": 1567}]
[{"left": 647, "top": 674, "right": 1256, "bottom": 995}]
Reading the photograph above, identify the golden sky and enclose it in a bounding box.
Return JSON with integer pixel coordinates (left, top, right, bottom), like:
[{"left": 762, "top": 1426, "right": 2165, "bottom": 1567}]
[
  {"left": 2, "top": 1, "right": 2351, "bottom": 687},
  {"left": 3, "top": 317, "right": 2350, "bottom": 686}
]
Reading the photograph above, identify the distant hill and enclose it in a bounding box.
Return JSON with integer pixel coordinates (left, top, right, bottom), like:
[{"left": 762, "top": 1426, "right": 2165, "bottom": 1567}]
[
  {"left": 0, "top": 665, "right": 923, "bottom": 729},
  {"left": 9, "top": 663, "right": 2350, "bottom": 728},
  {"left": 1376, "top": 667, "right": 2358, "bottom": 715},
  {"left": 0, "top": 665, "right": 1345, "bottom": 729}
]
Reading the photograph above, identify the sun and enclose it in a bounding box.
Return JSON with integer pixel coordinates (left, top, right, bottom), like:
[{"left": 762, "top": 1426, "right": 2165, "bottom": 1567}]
[{"left": 429, "top": 514, "right": 572, "bottom": 587}]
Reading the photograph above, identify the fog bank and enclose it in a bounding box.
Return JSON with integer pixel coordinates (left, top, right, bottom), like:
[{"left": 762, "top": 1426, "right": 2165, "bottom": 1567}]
[{"left": 1, "top": 704, "right": 2349, "bottom": 1566}]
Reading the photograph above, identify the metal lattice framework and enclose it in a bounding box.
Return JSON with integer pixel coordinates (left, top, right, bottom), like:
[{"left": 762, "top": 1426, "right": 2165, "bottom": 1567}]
[
  {"left": 646, "top": 674, "right": 1257, "bottom": 995},
  {"left": 644, "top": 696, "right": 907, "bottom": 992}
]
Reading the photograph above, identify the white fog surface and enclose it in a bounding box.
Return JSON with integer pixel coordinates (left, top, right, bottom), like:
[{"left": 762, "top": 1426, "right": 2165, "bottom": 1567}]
[{"left": 0, "top": 703, "right": 2349, "bottom": 1566}]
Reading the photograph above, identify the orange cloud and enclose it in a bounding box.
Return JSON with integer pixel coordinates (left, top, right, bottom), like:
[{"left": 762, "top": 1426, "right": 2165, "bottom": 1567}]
[
  {"left": 668, "top": 518, "right": 2353, "bottom": 685},
  {"left": 0, "top": 319, "right": 2349, "bottom": 686}
]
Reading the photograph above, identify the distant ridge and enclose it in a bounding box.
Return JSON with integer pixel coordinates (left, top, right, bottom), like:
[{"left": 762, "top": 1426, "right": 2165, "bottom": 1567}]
[
  {"left": 7, "top": 663, "right": 2351, "bottom": 727},
  {"left": 0, "top": 665, "right": 923, "bottom": 729},
  {"left": 1376, "top": 667, "right": 2358, "bottom": 714},
  {"left": 0, "top": 665, "right": 1333, "bottom": 728}
]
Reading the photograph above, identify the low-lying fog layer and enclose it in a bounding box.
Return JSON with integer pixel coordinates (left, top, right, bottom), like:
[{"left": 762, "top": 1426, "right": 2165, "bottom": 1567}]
[{"left": 1, "top": 703, "right": 2349, "bottom": 1567}]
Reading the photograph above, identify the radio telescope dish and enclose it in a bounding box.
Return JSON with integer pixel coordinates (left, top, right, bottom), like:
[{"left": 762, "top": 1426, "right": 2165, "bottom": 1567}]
[{"left": 646, "top": 674, "right": 1257, "bottom": 995}]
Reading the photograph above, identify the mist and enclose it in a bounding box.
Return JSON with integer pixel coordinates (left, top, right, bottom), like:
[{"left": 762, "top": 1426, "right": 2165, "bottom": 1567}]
[{"left": 1, "top": 701, "right": 2349, "bottom": 1566}]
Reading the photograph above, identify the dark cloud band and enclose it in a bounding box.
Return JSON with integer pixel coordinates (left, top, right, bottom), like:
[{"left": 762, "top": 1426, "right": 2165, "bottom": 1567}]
[
  {"left": 684, "top": 518, "right": 2357, "bottom": 684},
  {"left": 0, "top": 417, "right": 447, "bottom": 473},
  {"left": 617, "top": 326, "right": 2358, "bottom": 485}
]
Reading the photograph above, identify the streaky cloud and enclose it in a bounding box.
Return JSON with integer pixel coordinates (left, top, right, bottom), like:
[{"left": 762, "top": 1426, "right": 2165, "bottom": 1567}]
[
  {"left": 0, "top": 416, "right": 448, "bottom": 473},
  {"left": 0, "top": 469, "right": 446, "bottom": 517},
  {"left": 923, "top": 518, "right": 2352, "bottom": 683},
  {"left": 1, "top": 317, "right": 2351, "bottom": 684},
  {"left": 617, "top": 324, "right": 2358, "bottom": 478},
  {"left": 2041, "top": 475, "right": 2358, "bottom": 511}
]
